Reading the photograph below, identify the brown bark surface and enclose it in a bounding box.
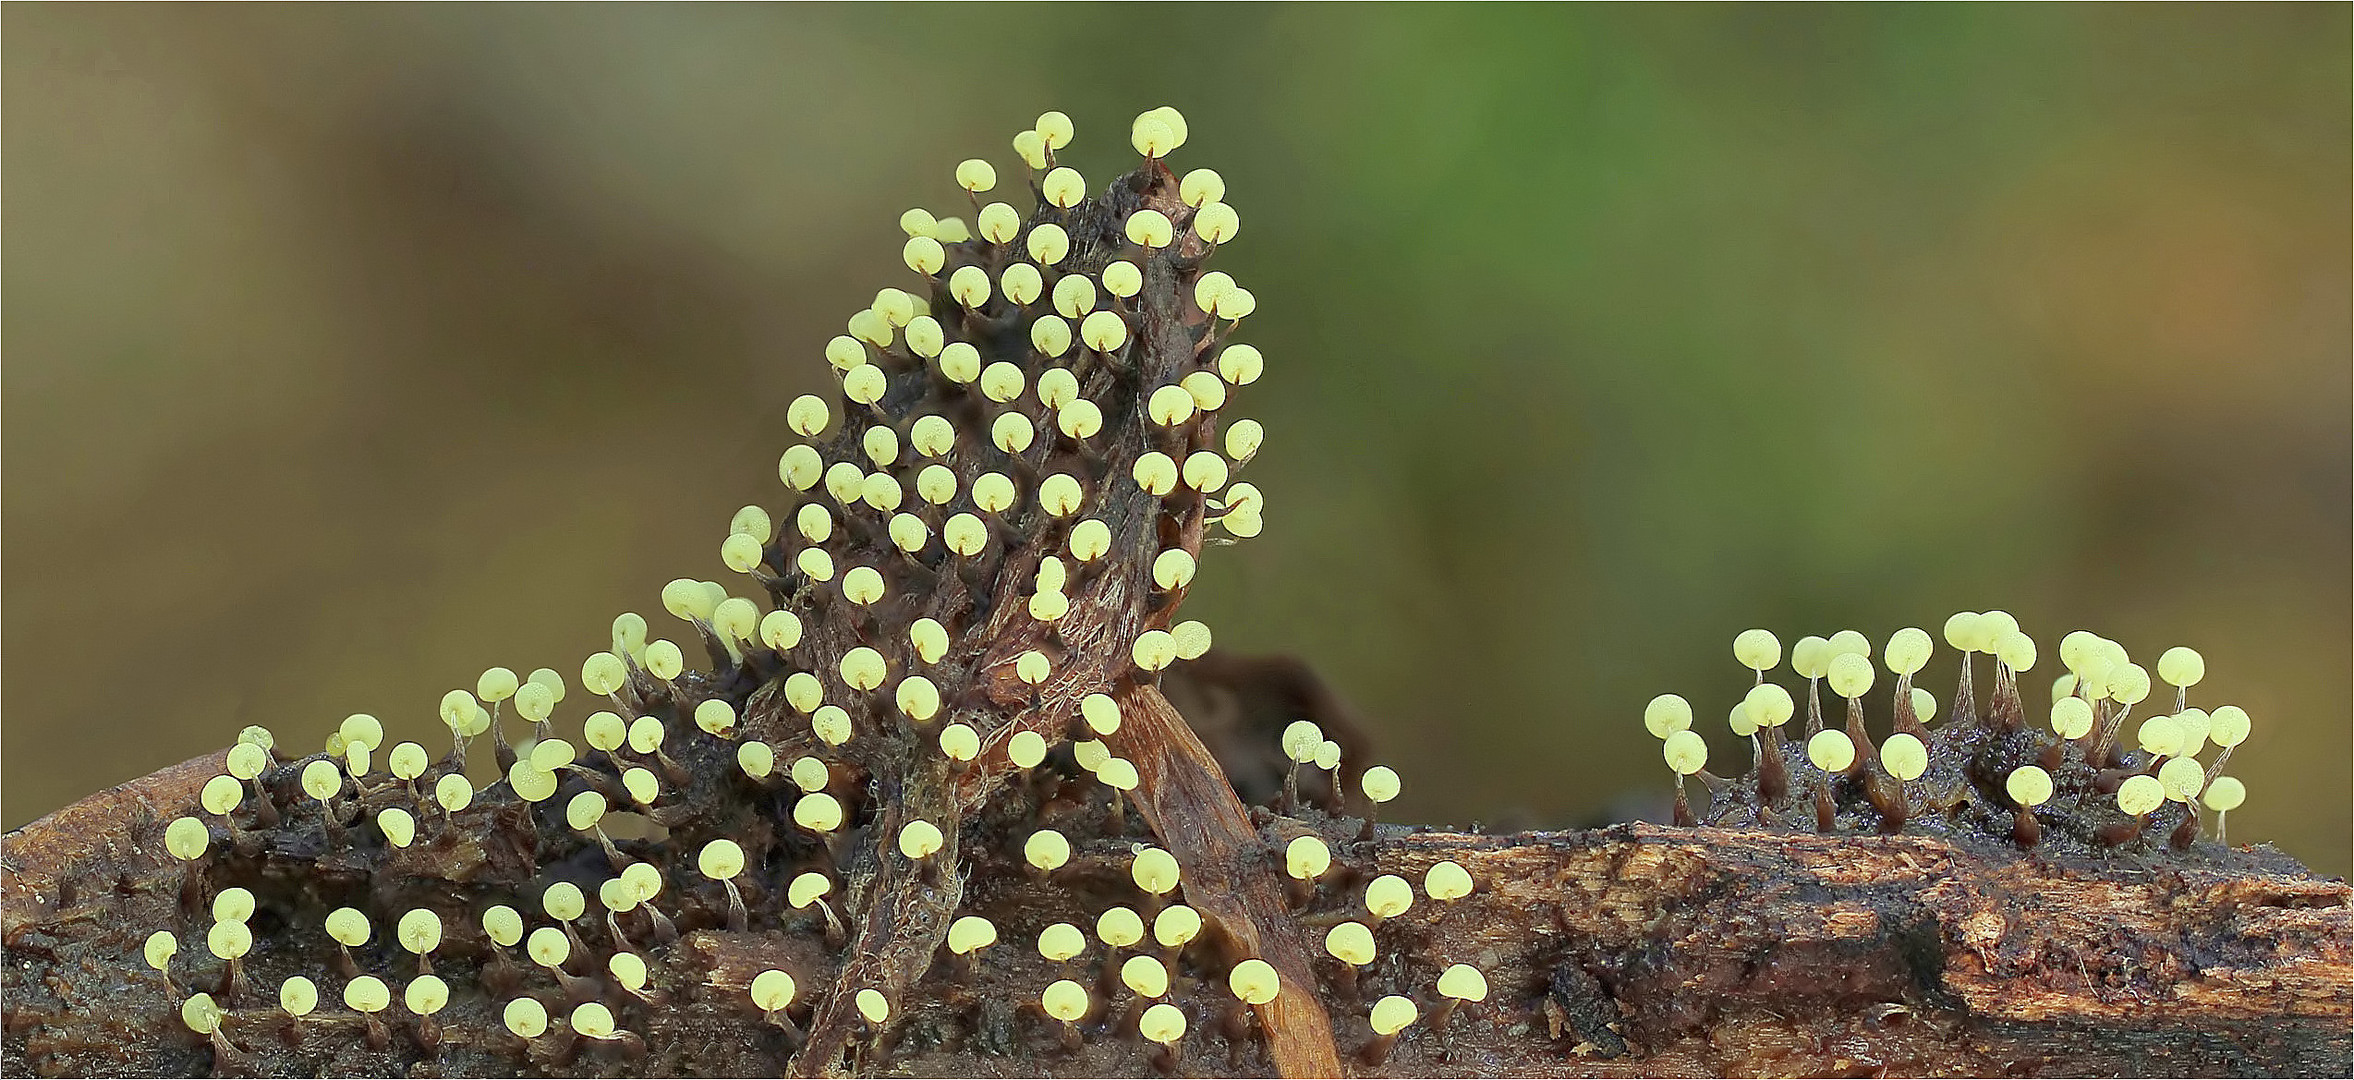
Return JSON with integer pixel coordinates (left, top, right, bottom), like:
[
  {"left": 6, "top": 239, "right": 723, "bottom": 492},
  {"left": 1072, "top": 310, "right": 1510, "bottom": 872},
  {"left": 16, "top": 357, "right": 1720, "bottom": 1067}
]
[{"left": 5, "top": 749, "right": 2347, "bottom": 1077}]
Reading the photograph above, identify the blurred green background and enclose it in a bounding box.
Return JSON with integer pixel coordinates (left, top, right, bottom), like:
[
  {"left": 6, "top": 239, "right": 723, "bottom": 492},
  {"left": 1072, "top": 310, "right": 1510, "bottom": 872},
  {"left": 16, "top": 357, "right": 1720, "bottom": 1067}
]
[{"left": 6, "top": 5, "right": 2347, "bottom": 877}]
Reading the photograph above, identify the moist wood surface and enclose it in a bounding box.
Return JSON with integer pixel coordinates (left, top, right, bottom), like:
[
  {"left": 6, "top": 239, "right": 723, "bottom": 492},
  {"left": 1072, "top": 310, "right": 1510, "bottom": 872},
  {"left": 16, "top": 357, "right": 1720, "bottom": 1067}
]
[{"left": 5, "top": 750, "right": 2347, "bottom": 1077}]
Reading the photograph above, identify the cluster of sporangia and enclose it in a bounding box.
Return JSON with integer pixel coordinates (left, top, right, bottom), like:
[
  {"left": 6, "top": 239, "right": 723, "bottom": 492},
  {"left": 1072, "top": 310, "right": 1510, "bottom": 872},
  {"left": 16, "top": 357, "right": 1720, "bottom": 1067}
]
[
  {"left": 143, "top": 108, "right": 1484, "bottom": 1075},
  {"left": 1645, "top": 614, "right": 2254, "bottom": 854}
]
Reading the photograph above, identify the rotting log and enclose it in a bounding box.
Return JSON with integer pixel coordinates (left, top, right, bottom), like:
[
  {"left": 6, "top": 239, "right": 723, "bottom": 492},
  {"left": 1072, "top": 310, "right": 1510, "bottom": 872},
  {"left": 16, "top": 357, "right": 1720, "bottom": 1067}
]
[{"left": 5, "top": 749, "right": 2346, "bottom": 1077}]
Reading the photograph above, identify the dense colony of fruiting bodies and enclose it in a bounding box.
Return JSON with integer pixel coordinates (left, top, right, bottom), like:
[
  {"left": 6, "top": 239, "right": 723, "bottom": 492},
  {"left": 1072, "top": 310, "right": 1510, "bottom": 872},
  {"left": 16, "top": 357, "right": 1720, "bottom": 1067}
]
[
  {"left": 139, "top": 108, "right": 1481, "bottom": 1077},
  {"left": 1646, "top": 617, "right": 2253, "bottom": 856},
  {"left": 120, "top": 108, "right": 2276, "bottom": 1079}
]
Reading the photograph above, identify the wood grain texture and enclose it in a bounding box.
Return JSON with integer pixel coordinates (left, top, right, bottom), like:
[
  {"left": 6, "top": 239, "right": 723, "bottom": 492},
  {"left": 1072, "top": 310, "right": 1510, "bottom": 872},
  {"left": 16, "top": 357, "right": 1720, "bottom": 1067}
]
[{"left": 5, "top": 751, "right": 2347, "bottom": 1077}]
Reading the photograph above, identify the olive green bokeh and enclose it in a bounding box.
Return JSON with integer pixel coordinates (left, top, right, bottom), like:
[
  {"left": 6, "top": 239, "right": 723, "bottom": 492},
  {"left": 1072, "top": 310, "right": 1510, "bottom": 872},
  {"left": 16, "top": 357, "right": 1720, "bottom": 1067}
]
[{"left": 6, "top": 5, "right": 2346, "bottom": 876}]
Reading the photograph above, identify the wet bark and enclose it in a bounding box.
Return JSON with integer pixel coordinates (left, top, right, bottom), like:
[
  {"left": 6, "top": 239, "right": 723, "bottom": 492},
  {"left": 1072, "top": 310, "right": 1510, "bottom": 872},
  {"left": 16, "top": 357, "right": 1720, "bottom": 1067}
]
[{"left": 6, "top": 749, "right": 2346, "bottom": 1077}]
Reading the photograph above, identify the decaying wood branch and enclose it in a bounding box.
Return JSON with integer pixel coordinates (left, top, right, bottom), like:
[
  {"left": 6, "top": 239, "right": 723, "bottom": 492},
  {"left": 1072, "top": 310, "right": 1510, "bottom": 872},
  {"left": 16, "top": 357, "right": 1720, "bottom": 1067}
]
[{"left": 6, "top": 747, "right": 2346, "bottom": 1077}]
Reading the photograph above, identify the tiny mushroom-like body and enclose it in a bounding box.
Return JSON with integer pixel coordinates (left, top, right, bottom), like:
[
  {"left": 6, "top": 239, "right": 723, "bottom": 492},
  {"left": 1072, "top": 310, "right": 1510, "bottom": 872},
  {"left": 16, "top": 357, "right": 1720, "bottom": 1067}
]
[
  {"left": 1371, "top": 994, "right": 1418, "bottom": 1035},
  {"left": 1644, "top": 694, "right": 1693, "bottom": 738},
  {"left": 1041, "top": 979, "right": 1091, "bottom": 1024},
  {"left": 1026, "top": 829, "right": 1072, "bottom": 872},
  {"left": 1097, "top": 906, "right": 1146, "bottom": 950},
  {"left": 1325, "top": 921, "right": 1377, "bottom": 967},
  {"left": 1038, "top": 922, "right": 1088, "bottom": 963},
  {"left": 1439, "top": 963, "right": 1490, "bottom": 1004},
  {"left": 1230, "top": 958, "right": 1282, "bottom": 1005},
  {"left": 947, "top": 916, "right": 999, "bottom": 956},
  {"left": 1286, "top": 835, "right": 1331, "bottom": 881},
  {"left": 1132, "top": 847, "right": 1182, "bottom": 895},
  {"left": 1425, "top": 860, "right": 1475, "bottom": 901},
  {"left": 1140, "top": 1001, "right": 1188, "bottom": 1049}
]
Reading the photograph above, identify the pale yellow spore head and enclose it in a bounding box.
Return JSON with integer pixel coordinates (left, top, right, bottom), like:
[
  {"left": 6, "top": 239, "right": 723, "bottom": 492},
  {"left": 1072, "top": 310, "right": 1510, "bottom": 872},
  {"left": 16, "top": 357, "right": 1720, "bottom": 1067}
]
[
  {"left": 1881, "top": 733, "right": 1929, "bottom": 781},
  {"left": 2157, "top": 646, "right": 2206, "bottom": 688},
  {"left": 1663, "top": 730, "right": 1709, "bottom": 775},
  {"left": 1041, "top": 979, "right": 1090, "bottom": 1022},
  {"left": 1365, "top": 874, "right": 1414, "bottom": 919},
  {"left": 2209, "top": 705, "right": 2251, "bottom": 747},
  {"left": 1025, "top": 829, "right": 1070, "bottom": 872},
  {"left": 1744, "top": 683, "right": 1795, "bottom": 728},
  {"left": 1370, "top": 994, "right": 1418, "bottom": 1036},
  {"left": 1807, "top": 730, "right": 1856, "bottom": 773},
  {"left": 938, "top": 723, "right": 980, "bottom": 762},
  {"left": 1097, "top": 906, "right": 1145, "bottom": 948},
  {"left": 1038, "top": 921, "right": 1086, "bottom": 962},
  {"left": 1123, "top": 954, "right": 1171, "bottom": 998},
  {"left": 1324, "top": 921, "right": 1376, "bottom": 966},
  {"left": 1140, "top": 1002, "right": 1187, "bottom": 1046},
  {"left": 1885, "top": 627, "right": 1934, "bottom": 676},
  {"left": 1229, "top": 958, "right": 1281, "bottom": 1004},
  {"left": 947, "top": 915, "right": 998, "bottom": 955},
  {"left": 2050, "top": 696, "right": 2095, "bottom": 740},
  {"left": 2116, "top": 774, "right": 2166, "bottom": 817},
  {"left": 1439, "top": 963, "right": 1490, "bottom": 1003},
  {"left": 898, "top": 819, "right": 945, "bottom": 860},
  {"left": 1733, "top": 628, "right": 1782, "bottom": 671},
  {"left": 1425, "top": 860, "right": 1474, "bottom": 900},
  {"left": 2005, "top": 765, "right": 2053, "bottom": 808},
  {"left": 504, "top": 997, "right": 548, "bottom": 1038},
  {"left": 1132, "top": 847, "right": 1181, "bottom": 895},
  {"left": 1827, "top": 652, "right": 1876, "bottom": 699},
  {"left": 1285, "top": 835, "right": 1331, "bottom": 880},
  {"left": 751, "top": 969, "right": 798, "bottom": 1011},
  {"left": 1153, "top": 904, "right": 1202, "bottom": 948}
]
